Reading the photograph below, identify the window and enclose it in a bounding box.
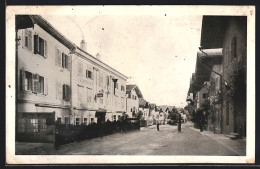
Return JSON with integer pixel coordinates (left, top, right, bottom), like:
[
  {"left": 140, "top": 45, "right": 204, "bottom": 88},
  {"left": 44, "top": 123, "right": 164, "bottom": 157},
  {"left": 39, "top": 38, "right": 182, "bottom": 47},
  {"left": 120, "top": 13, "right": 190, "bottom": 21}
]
[
  {"left": 118, "top": 115, "right": 121, "bottom": 120},
  {"left": 76, "top": 118, "right": 80, "bottom": 126},
  {"left": 113, "top": 115, "right": 116, "bottom": 121},
  {"left": 57, "top": 117, "right": 61, "bottom": 125},
  {"left": 86, "top": 70, "right": 93, "bottom": 79},
  {"left": 128, "top": 94, "right": 131, "bottom": 98},
  {"left": 121, "top": 85, "right": 125, "bottom": 91},
  {"left": 39, "top": 76, "right": 44, "bottom": 94},
  {"left": 65, "top": 117, "right": 70, "bottom": 125},
  {"left": 91, "top": 118, "right": 94, "bottom": 123},
  {"left": 20, "top": 70, "right": 48, "bottom": 95},
  {"left": 38, "top": 118, "right": 47, "bottom": 132},
  {"left": 116, "top": 82, "right": 118, "bottom": 89},
  {"left": 23, "top": 71, "right": 32, "bottom": 91},
  {"left": 83, "top": 118, "right": 88, "bottom": 125},
  {"left": 27, "top": 119, "right": 38, "bottom": 132},
  {"left": 62, "top": 53, "right": 71, "bottom": 70},
  {"left": 226, "top": 101, "right": 229, "bottom": 125},
  {"left": 231, "top": 37, "right": 237, "bottom": 60},
  {"left": 34, "top": 35, "right": 47, "bottom": 57},
  {"left": 63, "top": 84, "right": 70, "bottom": 101},
  {"left": 24, "top": 29, "right": 32, "bottom": 50},
  {"left": 135, "top": 96, "right": 137, "bottom": 100},
  {"left": 132, "top": 95, "right": 134, "bottom": 99},
  {"left": 202, "top": 93, "right": 207, "bottom": 99}
]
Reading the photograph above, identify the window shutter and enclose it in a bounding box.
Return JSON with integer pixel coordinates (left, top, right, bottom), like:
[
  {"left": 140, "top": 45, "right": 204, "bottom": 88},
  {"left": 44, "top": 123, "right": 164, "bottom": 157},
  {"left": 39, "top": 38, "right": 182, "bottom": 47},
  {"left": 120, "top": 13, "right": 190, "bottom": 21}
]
[
  {"left": 44, "top": 40, "right": 47, "bottom": 58},
  {"left": 44, "top": 77, "right": 48, "bottom": 95},
  {"left": 28, "top": 31, "right": 32, "bottom": 51},
  {"left": 20, "top": 69, "right": 25, "bottom": 91},
  {"left": 63, "top": 84, "right": 66, "bottom": 100},
  {"left": 62, "top": 53, "right": 65, "bottom": 68},
  {"left": 67, "top": 55, "right": 71, "bottom": 71},
  {"left": 34, "top": 35, "right": 39, "bottom": 54}
]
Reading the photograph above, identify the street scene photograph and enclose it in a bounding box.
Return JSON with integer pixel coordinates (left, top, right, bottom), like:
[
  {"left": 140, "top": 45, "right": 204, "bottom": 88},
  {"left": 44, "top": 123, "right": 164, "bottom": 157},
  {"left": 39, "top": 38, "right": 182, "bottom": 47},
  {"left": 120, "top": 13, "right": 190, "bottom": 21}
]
[{"left": 6, "top": 5, "right": 255, "bottom": 164}]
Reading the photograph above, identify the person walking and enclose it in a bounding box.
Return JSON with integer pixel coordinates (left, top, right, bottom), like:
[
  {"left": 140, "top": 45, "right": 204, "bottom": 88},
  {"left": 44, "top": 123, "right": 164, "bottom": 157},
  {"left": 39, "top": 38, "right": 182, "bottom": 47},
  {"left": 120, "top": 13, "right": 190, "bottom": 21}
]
[{"left": 156, "top": 119, "right": 160, "bottom": 131}]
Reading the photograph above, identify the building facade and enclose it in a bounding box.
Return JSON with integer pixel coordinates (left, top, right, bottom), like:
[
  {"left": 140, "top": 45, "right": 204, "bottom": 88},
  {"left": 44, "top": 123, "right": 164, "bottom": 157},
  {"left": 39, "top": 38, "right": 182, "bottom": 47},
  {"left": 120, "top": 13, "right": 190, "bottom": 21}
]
[
  {"left": 71, "top": 47, "right": 127, "bottom": 124},
  {"left": 187, "top": 16, "right": 247, "bottom": 138},
  {"left": 16, "top": 15, "right": 75, "bottom": 142},
  {"left": 126, "top": 85, "right": 143, "bottom": 118},
  {"left": 15, "top": 15, "right": 128, "bottom": 142}
]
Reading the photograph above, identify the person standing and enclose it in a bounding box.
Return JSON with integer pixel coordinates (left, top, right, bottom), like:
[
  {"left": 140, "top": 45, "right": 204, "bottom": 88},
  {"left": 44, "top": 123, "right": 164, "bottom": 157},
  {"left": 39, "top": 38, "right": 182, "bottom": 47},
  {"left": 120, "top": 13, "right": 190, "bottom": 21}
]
[{"left": 156, "top": 120, "right": 160, "bottom": 131}]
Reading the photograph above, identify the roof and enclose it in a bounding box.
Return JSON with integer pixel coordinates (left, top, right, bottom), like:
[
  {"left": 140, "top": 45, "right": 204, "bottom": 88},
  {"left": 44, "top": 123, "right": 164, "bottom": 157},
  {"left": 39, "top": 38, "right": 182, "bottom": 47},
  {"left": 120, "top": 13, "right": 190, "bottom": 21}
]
[
  {"left": 157, "top": 105, "right": 168, "bottom": 111},
  {"left": 27, "top": 15, "right": 127, "bottom": 79},
  {"left": 126, "top": 84, "right": 144, "bottom": 98},
  {"left": 30, "top": 15, "right": 76, "bottom": 50},
  {"left": 192, "top": 48, "right": 222, "bottom": 93},
  {"left": 200, "top": 16, "right": 246, "bottom": 49},
  {"left": 139, "top": 98, "right": 148, "bottom": 107}
]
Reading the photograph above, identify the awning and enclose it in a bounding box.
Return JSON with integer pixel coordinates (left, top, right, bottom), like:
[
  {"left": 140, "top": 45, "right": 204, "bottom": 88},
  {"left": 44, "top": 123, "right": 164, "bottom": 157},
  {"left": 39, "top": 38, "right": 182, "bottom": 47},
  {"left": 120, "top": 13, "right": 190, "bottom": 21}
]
[
  {"left": 95, "top": 108, "right": 107, "bottom": 117},
  {"left": 16, "top": 15, "right": 35, "bottom": 30}
]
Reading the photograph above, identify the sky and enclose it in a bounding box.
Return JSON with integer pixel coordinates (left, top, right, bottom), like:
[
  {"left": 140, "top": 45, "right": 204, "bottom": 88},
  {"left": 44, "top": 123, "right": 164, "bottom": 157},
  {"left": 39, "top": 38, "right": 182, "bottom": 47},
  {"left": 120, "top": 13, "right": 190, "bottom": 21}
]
[{"left": 42, "top": 9, "right": 202, "bottom": 107}]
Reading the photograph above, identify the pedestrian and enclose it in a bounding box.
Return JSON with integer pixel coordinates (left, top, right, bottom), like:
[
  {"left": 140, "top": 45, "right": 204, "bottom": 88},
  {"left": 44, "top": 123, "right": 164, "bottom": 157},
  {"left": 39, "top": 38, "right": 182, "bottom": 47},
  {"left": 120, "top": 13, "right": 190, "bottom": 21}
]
[
  {"left": 178, "top": 113, "right": 182, "bottom": 132},
  {"left": 199, "top": 110, "right": 205, "bottom": 132},
  {"left": 156, "top": 120, "right": 160, "bottom": 131}
]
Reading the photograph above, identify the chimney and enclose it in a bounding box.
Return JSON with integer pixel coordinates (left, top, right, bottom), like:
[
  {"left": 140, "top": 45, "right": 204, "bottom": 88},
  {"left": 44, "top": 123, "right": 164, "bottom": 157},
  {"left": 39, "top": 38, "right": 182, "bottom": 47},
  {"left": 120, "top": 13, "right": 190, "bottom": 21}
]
[
  {"left": 96, "top": 53, "right": 101, "bottom": 60},
  {"left": 80, "top": 40, "right": 86, "bottom": 51}
]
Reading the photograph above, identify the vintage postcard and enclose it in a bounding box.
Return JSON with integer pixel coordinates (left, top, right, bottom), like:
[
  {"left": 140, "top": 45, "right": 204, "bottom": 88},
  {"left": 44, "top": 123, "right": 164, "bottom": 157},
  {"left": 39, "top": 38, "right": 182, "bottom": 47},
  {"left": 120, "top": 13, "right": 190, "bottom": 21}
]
[{"left": 6, "top": 5, "right": 255, "bottom": 164}]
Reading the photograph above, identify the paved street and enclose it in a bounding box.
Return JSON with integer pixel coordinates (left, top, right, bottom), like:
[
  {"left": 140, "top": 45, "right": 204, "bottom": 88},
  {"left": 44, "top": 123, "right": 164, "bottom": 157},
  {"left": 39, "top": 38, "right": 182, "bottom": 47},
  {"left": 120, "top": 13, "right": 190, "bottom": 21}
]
[{"left": 16, "top": 122, "right": 246, "bottom": 155}]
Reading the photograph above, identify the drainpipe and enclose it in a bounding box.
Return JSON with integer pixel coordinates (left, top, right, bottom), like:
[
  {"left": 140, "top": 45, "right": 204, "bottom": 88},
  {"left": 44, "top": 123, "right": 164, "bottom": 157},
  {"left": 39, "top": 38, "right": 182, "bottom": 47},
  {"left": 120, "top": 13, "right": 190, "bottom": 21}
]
[{"left": 199, "top": 48, "right": 223, "bottom": 134}]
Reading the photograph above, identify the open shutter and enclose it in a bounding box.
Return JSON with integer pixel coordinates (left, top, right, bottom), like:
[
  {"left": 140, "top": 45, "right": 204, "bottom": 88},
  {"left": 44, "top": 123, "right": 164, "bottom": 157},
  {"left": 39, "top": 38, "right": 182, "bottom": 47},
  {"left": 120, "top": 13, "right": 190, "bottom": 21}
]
[
  {"left": 67, "top": 55, "right": 71, "bottom": 71},
  {"left": 44, "top": 40, "right": 47, "bottom": 58},
  {"left": 62, "top": 84, "right": 66, "bottom": 100},
  {"left": 44, "top": 77, "right": 48, "bottom": 95},
  {"left": 28, "top": 31, "right": 32, "bottom": 51},
  {"left": 62, "top": 53, "right": 65, "bottom": 68},
  {"left": 20, "top": 69, "right": 25, "bottom": 91},
  {"left": 34, "top": 35, "right": 39, "bottom": 54}
]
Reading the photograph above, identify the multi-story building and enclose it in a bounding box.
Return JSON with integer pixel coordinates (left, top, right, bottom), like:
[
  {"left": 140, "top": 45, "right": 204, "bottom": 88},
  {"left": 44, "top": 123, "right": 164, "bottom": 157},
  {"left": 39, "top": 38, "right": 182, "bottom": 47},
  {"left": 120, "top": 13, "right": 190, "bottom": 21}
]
[
  {"left": 126, "top": 85, "right": 143, "bottom": 118},
  {"left": 139, "top": 98, "right": 149, "bottom": 120},
  {"left": 15, "top": 15, "right": 128, "bottom": 142},
  {"left": 16, "top": 15, "right": 75, "bottom": 142},
  {"left": 71, "top": 46, "right": 128, "bottom": 124},
  {"left": 187, "top": 16, "right": 247, "bottom": 138}
]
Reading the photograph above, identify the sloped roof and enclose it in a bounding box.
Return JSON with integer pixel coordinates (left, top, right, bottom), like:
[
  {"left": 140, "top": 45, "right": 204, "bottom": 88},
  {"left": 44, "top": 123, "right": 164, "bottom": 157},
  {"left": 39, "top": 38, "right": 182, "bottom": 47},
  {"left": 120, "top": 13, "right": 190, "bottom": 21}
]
[
  {"left": 126, "top": 84, "right": 144, "bottom": 98},
  {"left": 126, "top": 85, "right": 136, "bottom": 92},
  {"left": 139, "top": 98, "right": 148, "bottom": 107}
]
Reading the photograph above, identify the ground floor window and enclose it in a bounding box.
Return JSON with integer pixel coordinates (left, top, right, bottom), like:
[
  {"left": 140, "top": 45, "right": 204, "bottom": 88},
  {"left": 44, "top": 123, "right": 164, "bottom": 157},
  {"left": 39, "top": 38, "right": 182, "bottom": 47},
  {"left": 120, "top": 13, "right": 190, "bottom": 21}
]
[
  {"left": 91, "top": 118, "right": 94, "bottom": 123},
  {"left": 76, "top": 118, "right": 80, "bottom": 126},
  {"left": 113, "top": 115, "right": 116, "bottom": 121},
  {"left": 57, "top": 117, "right": 61, "bottom": 124},
  {"left": 65, "top": 117, "right": 70, "bottom": 125},
  {"left": 83, "top": 118, "right": 88, "bottom": 125},
  {"left": 17, "top": 118, "right": 47, "bottom": 133}
]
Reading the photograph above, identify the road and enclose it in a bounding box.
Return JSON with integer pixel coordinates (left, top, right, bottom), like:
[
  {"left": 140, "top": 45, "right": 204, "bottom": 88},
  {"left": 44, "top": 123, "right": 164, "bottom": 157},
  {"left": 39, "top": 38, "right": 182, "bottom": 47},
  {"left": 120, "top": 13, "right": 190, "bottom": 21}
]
[{"left": 50, "top": 123, "right": 239, "bottom": 155}]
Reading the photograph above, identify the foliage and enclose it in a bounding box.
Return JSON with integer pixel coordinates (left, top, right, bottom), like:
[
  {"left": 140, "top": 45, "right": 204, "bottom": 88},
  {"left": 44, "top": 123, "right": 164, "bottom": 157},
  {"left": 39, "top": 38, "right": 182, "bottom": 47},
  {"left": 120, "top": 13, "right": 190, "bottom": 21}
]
[
  {"left": 224, "top": 55, "right": 246, "bottom": 101},
  {"left": 55, "top": 120, "right": 140, "bottom": 146},
  {"left": 168, "top": 107, "right": 179, "bottom": 120}
]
